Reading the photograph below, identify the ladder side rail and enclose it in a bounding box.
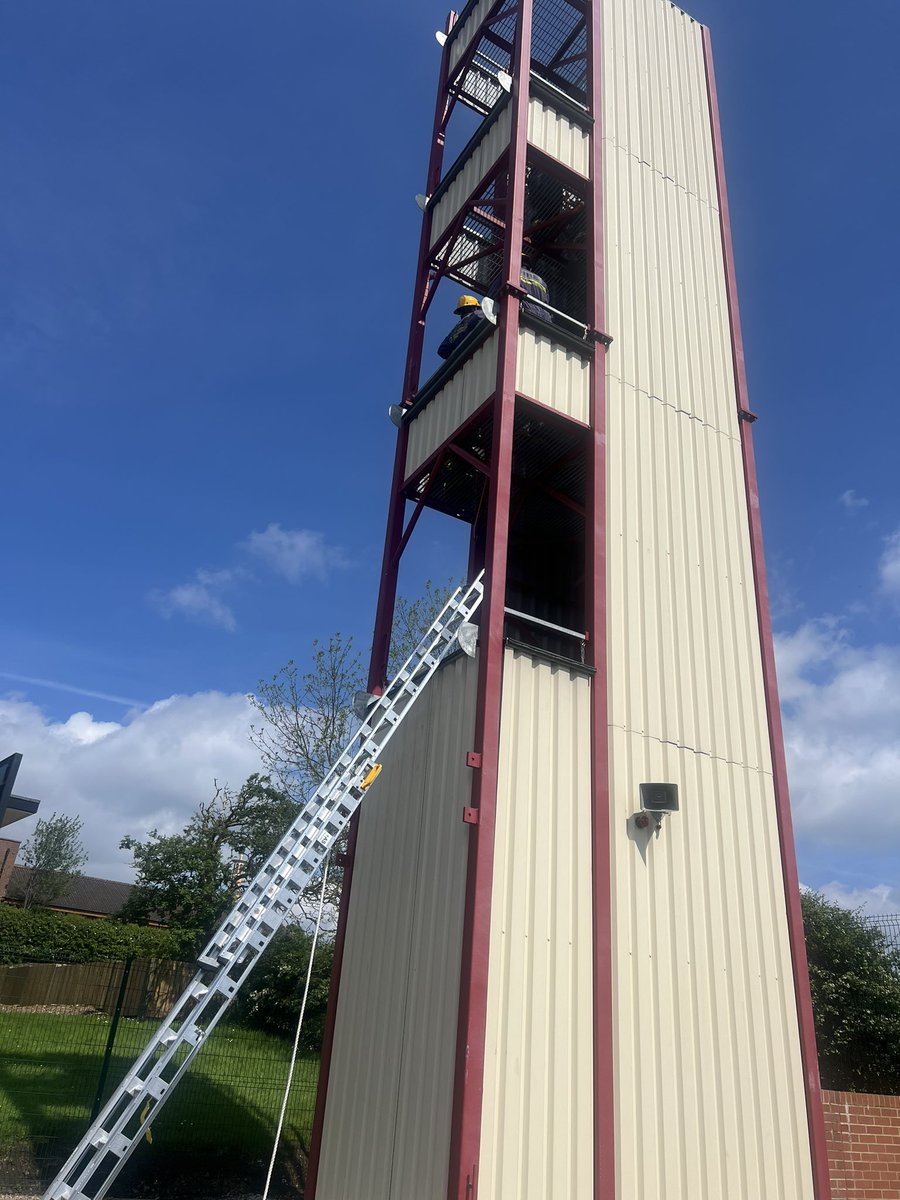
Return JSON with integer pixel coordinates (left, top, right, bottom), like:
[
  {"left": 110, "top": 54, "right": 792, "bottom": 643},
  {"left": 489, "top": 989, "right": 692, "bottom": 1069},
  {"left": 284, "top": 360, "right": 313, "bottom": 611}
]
[
  {"left": 200, "top": 574, "right": 484, "bottom": 965},
  {"left": 55, "top": 943, "right": 272, "bottom": 1200},
  {"left": 44, "top": 573, "right": 483, "bottom": 1200},
  {"left": 214, "top": 577, "right": 485, "bottom": 955}
]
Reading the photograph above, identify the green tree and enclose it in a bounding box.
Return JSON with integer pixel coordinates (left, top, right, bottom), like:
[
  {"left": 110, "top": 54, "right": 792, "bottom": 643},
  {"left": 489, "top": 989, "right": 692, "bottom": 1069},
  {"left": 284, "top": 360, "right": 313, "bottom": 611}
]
[
  {"left": 19, "top": 812, "right": 88, "bottom": 910},
  {"left": 119, "top": 774, "right": 299, "bottom": 936},
  {"left": 120, "top": 580, "right": 459, "bottom": 940},
  {"left": 233, "top": 925, "right": 334, "bottom": 1050},
  {"left": 802, "top": 891, "right": 900, "bottom": 1093},
  {"left": 388, "top": 577, "right": 459, "bottom": 676},
  {"left": 251, "top": 633, "right": 363, "bottom": 803},
  {"left": 249, "top": 578, "right": 458, "bottom": 927}
]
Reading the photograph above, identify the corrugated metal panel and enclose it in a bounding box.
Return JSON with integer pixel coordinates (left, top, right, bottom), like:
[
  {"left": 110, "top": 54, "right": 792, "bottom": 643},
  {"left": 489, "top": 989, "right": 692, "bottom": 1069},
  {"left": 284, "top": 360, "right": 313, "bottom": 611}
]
[
  {"left": 603, "top": 0, "right": 718, "bottom": 207},
  {"left": 527, "top": 95, "right": 590, "bottom": 176},
  {"left": 516, "top": 325, "right": 590, "bottom": 423},
  {"left": 479, "top": 647, "right": 594, "bottom": 1199},
  {"left": 606, "top": 374, "right": 769, "bottom": 768},
  {"left": 315, "top": 654, "right": 477, "bottom": 1200},
  {"left": 604, "top": 142, "right": 734, "bottom": 433},
  {"left": 405, "top": 331, "right": 498, "bottom": 478},
  {"left": 602, "top": 2, "right": 815, "bottom": 1195},
  {"left": 608, "top": 726, "right": 814, "bottom": 1199},
  {"left": 430, "top": 105, "right": 512, "bottom": 246},
  {"left": 448, "top": 0, "right": 495, "bottom": 72}
]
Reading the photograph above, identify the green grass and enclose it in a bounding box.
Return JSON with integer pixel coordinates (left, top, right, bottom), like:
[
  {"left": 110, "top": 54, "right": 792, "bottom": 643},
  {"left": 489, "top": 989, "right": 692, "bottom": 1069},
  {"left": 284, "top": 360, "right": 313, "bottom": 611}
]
[{"left": 0, "top": 1009, "right": 319, "bottom": 1187}]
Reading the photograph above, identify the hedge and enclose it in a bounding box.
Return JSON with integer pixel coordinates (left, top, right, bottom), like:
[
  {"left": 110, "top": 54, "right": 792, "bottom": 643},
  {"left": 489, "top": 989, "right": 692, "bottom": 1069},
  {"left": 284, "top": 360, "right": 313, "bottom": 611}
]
[
  {"left": 233, "top": 924, "right": 334, "bottom": 1050},
  {"left": 0, "top": 905, "right": 197, "bottom": 965}
]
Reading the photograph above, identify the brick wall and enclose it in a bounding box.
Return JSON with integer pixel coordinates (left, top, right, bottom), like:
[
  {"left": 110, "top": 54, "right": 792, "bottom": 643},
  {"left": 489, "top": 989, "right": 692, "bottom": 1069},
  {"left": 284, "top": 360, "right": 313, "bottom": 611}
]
[{"left": 824, "top": 1089, "right": 900, "bottom": 1199}]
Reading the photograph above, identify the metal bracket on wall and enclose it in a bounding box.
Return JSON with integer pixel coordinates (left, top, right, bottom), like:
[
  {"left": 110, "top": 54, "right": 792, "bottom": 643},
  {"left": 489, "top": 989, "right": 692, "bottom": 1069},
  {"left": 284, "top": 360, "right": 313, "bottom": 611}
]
[
  {"left": 466, "top": 751, "right": 483, "bottom": 769},
  {"left": 739, "top": 408, "right": 759, "bottom": 423},
  {"left": 462, "top": 807, "right": 480, "bottom": 825},
  {"left": 588, "top": 328, "right": 614, "bottom": 347}
]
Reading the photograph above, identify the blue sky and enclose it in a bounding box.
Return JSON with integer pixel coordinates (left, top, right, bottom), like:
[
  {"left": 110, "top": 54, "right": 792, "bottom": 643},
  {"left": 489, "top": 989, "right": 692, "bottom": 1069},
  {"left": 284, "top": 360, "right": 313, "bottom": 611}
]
[{"left": 2, "top": 0, "right": 899, "bottom": 901}]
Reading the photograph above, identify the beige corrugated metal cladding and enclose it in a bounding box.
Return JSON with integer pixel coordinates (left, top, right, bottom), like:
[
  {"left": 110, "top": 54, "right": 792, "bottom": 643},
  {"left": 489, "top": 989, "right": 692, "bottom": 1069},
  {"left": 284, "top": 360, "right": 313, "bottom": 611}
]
[
  {"left": 314, "top": 654, "right": 476, "bottom": 1199},
  {"left": 602, "top": 0, "right": 814, "bottom": 1196},
  {"left": 479, "top": 648, "right": 595, "bottom": 1198}
]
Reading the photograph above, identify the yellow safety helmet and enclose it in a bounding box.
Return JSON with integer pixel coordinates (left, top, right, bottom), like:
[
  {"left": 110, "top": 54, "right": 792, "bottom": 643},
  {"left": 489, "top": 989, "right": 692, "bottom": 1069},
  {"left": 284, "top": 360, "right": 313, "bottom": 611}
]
[{"left": 455, "top": 294, "right": 481, "bottom": 315}]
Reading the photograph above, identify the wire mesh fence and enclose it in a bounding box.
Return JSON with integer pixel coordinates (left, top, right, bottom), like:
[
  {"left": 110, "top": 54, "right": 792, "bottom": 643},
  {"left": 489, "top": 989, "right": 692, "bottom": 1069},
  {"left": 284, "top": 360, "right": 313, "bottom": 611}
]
[
  {"left": 0, "top": 952, "right": 320, "bottom": 1197},
  {"left": 867, "top": 912, "right": 900, "bottom": 960}
]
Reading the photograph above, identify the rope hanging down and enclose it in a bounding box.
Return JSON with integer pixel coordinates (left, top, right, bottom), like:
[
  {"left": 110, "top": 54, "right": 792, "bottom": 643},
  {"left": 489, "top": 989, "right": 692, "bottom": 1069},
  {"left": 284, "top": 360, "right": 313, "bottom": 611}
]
[{"left": 261, "top": 855, "right": 332, "bottom": 1200}]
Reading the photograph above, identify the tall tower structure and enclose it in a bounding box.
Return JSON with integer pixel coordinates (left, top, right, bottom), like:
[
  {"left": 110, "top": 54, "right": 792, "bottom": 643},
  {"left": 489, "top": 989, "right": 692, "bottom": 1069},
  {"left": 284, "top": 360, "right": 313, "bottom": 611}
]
[{"left": 308, "top": 2, "right": 830, "bottom": 1198}]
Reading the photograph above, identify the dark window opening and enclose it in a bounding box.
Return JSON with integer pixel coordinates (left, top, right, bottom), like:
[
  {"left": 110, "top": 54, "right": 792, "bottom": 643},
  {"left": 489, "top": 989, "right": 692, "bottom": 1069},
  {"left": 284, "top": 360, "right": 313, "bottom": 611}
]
[
  {"left": 522, "top": 161, "right": 588, "bottom": 326},
  {"left": 466, "top": 402, "right": 589, "bottom": 662}
]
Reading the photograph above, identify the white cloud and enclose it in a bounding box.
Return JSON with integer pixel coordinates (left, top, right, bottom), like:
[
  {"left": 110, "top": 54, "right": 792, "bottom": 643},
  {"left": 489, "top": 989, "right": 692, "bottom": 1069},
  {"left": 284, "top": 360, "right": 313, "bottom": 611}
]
[
  {"left": 242, "top": 524, "right": 347, "bottom": 583},
  {"left": 776, "top": 624, "right": 900, "bottom": 852},
  {"left": 150, "top": 527, "right": 347, "bottom": 630},
  {"left": 0, "top": 692, "right": 262, "bottom": 881},
  {"left": 0, "top": 671, "right": 144, "bottom": 708},
  {"left": 813, "top": 881, "right": 900, "bottom": 916},
  {"left": 772, "top": 619, "right": 844, "bottom": 704},
  {"left": 878, "top": 528, "right": 900, "bottom": 601},
  {"left": 838, "top": 488, "right": 869, "bottom": 512},
  {"left": 150, "top": 568, "right": 240, "bottom": 631}
]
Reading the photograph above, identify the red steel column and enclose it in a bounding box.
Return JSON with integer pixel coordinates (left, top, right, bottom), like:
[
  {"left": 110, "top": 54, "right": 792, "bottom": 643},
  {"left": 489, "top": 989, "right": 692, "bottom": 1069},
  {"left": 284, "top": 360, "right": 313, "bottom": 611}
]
[
  {"left": 305, "top": 20, "right": 457, "bottom": 1197},
  {"left": 585, "top": 1, "right": 615, "bottom": 1198},
  {"left": 368, "top": 13, "right": 458, "bottom": 694},
  {"left": 446, "top": 1, "right": 534, "bottom": 1196},
  {"left": 702, "top": 27, "right": 832, "bottom": 1200}
]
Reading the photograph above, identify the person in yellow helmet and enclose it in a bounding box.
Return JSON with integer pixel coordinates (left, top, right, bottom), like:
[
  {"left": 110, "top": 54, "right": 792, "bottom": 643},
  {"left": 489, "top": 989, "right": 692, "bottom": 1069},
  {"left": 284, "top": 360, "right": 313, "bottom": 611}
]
[{"left": 437, "top": 294, "right": 485, "bottom": 361}]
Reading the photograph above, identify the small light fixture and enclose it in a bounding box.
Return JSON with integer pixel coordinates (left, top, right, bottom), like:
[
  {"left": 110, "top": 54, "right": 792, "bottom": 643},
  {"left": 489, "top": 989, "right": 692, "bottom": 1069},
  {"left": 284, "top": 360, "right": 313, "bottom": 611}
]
[
  {"left": 635, "top": 782, "right": 679, "bottom": 836},
  {"left": 497, "top": 70, "right": 513, "bottom": 93},
  {"left": 481, "top": 296, "right": 499, "bottom": 324},
  {"left": 415, "top": 193, "right": 430, "bottom": 211},
  {"left": 352, "top": 691, "right": 379, "bottom": 721},
  {"left": 458, "top": 622, "right": 479, "bottom": 658},
  {"left": 435, "top": 30, "right": 448, "bottom": 46},
  {"left": 388, "top": 404, "right": 405, "bottom": 428}
]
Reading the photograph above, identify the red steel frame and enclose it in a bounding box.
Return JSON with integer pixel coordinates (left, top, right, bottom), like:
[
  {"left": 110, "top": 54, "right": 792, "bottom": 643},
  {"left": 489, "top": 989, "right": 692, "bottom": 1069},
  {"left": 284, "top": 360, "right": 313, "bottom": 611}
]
[
  {"left": 310, "top": 0, "right": 617, "bottom": 1195},
  {"left": 445, "top": 0, "right": 534, "bottom": 1193},
  {"left": 304, "top": 14, "right": 459, "bottom": 1196},
  {"left": 703, "top": 27, "right": 832, "bottom": 1200},
  {"left": 585, "top": 1, "right": 615, "bottom": 1198}
]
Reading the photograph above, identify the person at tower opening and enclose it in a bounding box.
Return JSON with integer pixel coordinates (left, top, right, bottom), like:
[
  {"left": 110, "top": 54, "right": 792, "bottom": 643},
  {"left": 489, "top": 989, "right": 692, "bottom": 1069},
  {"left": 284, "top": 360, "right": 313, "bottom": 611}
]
[
  {"left": 437, "top": 294, "right": 485, "bottom": 360},
  {"left": 484, "top": 263, "right": 554, "bottom": 323},
  {"left": 519, "top": 266, "right": 553, "bottom": 322}
]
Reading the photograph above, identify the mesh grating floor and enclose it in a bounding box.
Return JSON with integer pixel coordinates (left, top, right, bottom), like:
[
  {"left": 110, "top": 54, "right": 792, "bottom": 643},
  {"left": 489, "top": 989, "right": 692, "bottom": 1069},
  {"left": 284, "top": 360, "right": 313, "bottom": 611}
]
[{"left": 532, "top": 0, "right": 588, "bottom": 102}]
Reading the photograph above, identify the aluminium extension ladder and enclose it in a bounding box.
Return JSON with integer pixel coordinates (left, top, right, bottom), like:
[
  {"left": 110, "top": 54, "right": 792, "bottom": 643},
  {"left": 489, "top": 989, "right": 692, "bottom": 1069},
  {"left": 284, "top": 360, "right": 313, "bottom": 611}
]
[{"left": 44, "top": 573, "right": 485, "bottom": 1200}]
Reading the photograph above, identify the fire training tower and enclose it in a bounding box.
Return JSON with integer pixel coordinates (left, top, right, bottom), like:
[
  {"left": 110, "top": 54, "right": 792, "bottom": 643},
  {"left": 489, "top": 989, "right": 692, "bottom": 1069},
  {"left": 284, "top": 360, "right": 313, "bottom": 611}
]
[{"left": 308, "top": 2, "right": 831, "bottom": 1198}]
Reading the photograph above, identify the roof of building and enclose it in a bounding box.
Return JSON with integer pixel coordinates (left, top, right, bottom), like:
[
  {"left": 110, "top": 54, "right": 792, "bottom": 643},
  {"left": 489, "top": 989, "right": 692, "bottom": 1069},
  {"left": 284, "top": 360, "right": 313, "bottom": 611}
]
[{"left": 4, "top": 866, "right": 133, "bottom": 917}]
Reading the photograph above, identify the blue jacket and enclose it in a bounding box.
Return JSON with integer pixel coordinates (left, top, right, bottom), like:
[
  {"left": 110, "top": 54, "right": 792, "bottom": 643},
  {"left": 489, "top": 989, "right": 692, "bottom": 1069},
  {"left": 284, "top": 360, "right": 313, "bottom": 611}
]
[
  {"left": 484, "top": 271, "right": 553, "bottom": 321},
  {"left": 520, "top": 269, "right": 552, "bottom": 321},
  {"left": 437, "top": 310, "right": 485, "bottom": 360}
]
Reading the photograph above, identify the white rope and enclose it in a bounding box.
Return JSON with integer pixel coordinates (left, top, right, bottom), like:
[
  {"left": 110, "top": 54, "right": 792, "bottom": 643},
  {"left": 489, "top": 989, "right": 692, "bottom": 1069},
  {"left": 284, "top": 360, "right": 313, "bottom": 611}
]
[{"left": 261, "top": 855, "right": 331, "bottom": 1200}]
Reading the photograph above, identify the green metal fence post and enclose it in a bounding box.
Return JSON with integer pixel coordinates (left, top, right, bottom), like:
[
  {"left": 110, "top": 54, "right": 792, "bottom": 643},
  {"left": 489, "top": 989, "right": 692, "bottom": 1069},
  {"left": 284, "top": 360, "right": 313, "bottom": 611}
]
[{"left": 90, "top": 956, "right": 134, "bottom": 1122}]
